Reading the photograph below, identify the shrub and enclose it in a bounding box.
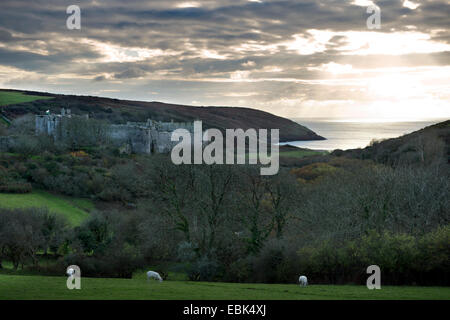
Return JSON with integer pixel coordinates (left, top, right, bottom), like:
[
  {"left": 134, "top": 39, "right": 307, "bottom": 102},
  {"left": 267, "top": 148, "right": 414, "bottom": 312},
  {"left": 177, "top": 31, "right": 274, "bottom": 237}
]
[
  {"left": 251, "top": 239, "right": 300, "bottom": 283},
  {"left": 9, "top": 135, "right": 40, "bottom": 156},
  {"left": 290, "top": 162, "right": 339, "bottom": 182},
  {"left": 187, "top": 256, "right": 220, "bottom": 281},
  {"left": 415, "top": 225, "right": 450, "bottom": 285},
  {"left": 356, "top": 231, "right": 419, "bottom": 284},
  {"left": 294, "top": 228, "right": 449, "bottom": 285},
  {"left": 223, "top": 258, "right": 252, "bottom": 283},
  {"left": 0, "top": 181, "right": 32, "bottom": 193}
]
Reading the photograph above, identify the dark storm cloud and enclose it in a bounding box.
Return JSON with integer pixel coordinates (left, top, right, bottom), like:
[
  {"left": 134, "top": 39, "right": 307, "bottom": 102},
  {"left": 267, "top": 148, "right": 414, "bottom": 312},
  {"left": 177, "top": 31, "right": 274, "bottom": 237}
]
[
  {"left": 0, "top": 29, "right": 14, "bottom": 42},
  {"left": 114, "top": 68, "right": 147, "bottom": 79},
  {"left": 93, "top": 75, "right": 107, "bottom": 82}
]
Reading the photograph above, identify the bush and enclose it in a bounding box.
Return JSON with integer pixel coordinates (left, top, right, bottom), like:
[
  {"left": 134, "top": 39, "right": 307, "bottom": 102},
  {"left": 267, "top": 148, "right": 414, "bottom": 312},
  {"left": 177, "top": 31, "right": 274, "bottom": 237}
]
[
  {"left": 250, "top": 239, "right": 300, "bottom": 284},
  {"left": 296, "top": 241, "right": 350, "bottom": 284},
  {"left": 294, "top": 228, "right": 450, "bottom": 285},
  {"left": 415, "top": 225, "right": 450, "bottom": 285},
  {"left": 9, "top": 135, "right": 40, "bottom": 156},
  {"left": 356, "top": 231, "right": 419, "bottom": 284},
  {"left": 0, "top": 181, "right": 32, "bottom": 193},
  {"left": 290, "top": 162, "right": 339, "bottom": 182},
  {"left": 0, "top": 208, "right": 67, "bottom": 270},
  {"left": 223, "top": 258, "right": 252, "bottom": 283},
  {"left": 187, "top": 256, "right": 220, "bottom": 281}
]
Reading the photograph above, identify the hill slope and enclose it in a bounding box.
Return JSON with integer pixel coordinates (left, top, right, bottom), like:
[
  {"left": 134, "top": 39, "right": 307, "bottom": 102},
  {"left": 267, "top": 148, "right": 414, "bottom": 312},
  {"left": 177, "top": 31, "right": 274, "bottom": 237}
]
[
  {"left": 0, "top": 190, "right": 92, "bottom": 225},
  {"left": 332, "top": 120, "right": 450, "bottom": 165},
  {"left": 0, "top": 89, "right": 324, "bottom": 142}
]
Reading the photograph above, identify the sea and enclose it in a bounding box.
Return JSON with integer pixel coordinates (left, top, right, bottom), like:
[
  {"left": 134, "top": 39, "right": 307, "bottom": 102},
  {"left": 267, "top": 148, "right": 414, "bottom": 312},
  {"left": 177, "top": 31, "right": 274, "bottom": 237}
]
[{"left": 281, "top": 118, "right": 449, "bottom": 151}]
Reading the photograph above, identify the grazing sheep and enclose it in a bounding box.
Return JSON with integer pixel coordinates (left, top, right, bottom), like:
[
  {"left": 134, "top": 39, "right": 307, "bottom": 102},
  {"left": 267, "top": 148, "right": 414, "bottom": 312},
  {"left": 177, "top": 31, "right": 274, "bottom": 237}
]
[
  {"left": 299, "top": 275, "right": 308, "bottom": 287},
  {"left": 147, "top": 271, "right": 163, "bottom": 282}
]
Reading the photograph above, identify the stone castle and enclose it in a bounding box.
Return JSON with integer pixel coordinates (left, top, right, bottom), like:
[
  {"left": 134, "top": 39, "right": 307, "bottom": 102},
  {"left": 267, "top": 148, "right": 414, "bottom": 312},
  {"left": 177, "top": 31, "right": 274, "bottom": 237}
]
[{"left": 35, "top": 108, "right": 194, "bottom": 154}]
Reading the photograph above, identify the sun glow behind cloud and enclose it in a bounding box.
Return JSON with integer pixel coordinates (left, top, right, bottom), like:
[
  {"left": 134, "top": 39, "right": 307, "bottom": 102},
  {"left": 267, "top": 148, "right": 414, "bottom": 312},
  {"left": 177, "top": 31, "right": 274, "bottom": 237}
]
[
  {"left": 175, "top": 2, "right": 202, "bottom": 8},
  {"left": 80, "top": 39, "right": 179, "bottom": 63},
  {"left": 403, "top": 0, "right": 420, "bottom": 10},
  {"left": 293, "top": 65, "right": 450, "bottom": 120},
  {"left": 284, "top": 30, "right": 450, "bottom": 56}
]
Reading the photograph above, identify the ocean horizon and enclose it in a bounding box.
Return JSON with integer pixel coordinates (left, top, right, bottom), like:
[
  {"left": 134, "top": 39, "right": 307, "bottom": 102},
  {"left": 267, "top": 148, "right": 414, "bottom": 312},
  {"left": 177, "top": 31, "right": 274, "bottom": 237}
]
[{"left": 282, "top": 118, "right": 449, "bottom": 151}]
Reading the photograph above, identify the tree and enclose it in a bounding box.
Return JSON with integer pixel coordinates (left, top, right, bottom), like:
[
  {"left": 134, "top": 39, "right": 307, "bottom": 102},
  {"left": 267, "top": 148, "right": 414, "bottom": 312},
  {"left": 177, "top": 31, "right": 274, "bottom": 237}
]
[
  {"left": 41, "top": 211, "right": 69, "bottom": 255},
  {"left": 0, "top": 208, "right": 46, "bottom": 269},
  {"left": 238, "top": 167, "right": 274, "bottom": 254},
  {"left": 150, "top": 157, "right": 198, "bottom": 242},
  {"left": 74, "top": 212, "right": 114, "bottom": 255},
  {"left": 195, "top": 165, "right": 235, "bottom": 254},
  {"left": 264, "top": 170, "right": 298, "bottom": 239},
  {"left": 62, "top": 116, "right": 108, "bottom": 150},
  {"left": 7, "top": 113, "right": 35, "bottom": 135}
]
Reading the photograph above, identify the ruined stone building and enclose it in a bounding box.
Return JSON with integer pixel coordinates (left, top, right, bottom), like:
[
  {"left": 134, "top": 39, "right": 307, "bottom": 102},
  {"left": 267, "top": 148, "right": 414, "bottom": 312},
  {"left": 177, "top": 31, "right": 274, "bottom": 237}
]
[{"left": 35, "top": 109, "right": 194, "bottom": 154}]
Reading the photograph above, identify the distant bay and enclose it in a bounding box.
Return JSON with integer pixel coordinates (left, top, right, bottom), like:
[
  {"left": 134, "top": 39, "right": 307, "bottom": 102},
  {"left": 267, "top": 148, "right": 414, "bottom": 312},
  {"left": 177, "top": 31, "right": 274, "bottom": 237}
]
[{"left": 282, "top": 118, "right": 449, "bottom": 151}]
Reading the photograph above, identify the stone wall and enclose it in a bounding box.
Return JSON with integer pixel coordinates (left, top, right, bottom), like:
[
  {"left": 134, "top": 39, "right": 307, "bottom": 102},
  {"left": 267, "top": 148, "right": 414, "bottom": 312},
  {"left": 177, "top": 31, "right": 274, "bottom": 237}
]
[
  {"left": 152, "top": 130, "right": 176, "bottom": 153},
  {"left": 36, "top": 115, "right": 61, "bottom": 137},
  {"left": 35, "top": 110, "right": 193, "bottom": 154},
  {"left": 109, "top": 124, "right": 153, "bottom": 154}
]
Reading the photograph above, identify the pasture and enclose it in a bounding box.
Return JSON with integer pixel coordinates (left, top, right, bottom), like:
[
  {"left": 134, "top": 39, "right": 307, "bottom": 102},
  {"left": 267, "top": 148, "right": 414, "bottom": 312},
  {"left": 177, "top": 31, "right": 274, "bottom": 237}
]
[
  {"left": 279, "top": 149, "right": 326, "bottom": 158},
  {"left": 0, "top": 274, "right": 449, "bottom": 300},
  {"left": 0, "top": 190, "right": 93, "bottom": 225},
  {"left": 0, "top": 91, "right": 53, "bottom": 106},
  {"left": 247, "top": 148, "right": 325, "bottom": 162}
]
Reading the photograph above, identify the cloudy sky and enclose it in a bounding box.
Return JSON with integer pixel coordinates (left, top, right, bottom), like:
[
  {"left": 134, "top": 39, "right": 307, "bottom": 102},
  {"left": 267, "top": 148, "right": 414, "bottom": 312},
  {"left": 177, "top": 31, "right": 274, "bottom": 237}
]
[{"left": 0, "top": 0, "right": 449, "bottom": 120}]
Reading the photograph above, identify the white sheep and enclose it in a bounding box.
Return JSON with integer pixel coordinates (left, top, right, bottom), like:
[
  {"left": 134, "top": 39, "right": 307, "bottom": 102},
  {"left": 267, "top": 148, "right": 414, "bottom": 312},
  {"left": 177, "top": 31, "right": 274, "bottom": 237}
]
[
  {"left": 66, "top": 268, "right": 75, "bottom": 276},
  {"left": 299, "top": 275, "right": 308, "bottom": 287},
  {"left": 147, "top": 271, "right": 163, "bottom": 282}
]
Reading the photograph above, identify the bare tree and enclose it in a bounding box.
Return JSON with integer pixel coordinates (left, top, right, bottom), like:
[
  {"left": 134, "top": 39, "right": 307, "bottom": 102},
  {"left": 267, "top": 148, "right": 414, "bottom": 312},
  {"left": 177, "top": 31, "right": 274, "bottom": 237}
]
[
  {"left": 238, "top": 167, "right": 274, "bottom": 254},
  {"left": 150, "top": 158, "right": 198, "bottom": 242},
  {"left": 196, "top": 165, "right": 235, "bottom": 253},
  {"left": 264, "top": 170, "right": 298, "bottom": 239}
]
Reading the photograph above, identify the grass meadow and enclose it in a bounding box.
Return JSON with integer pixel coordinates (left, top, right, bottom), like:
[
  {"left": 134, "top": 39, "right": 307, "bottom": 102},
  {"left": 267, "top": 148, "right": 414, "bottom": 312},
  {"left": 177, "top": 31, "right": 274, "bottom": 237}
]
[
  {"left": 0, "top": 190, "right": 93, "bottom": 225},
  {"left": 0, "top": 91, "right": 53, "bottom": 106},
  {"left": 0, "top": 273, "right": 449, "bottom": 300}
]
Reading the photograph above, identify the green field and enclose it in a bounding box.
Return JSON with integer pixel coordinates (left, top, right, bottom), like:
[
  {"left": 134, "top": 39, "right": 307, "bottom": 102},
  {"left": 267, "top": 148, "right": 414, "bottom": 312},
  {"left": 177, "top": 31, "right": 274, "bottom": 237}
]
[
  {"left": 0, "top": 190, "right": 93, "bottom": 225},
  {"left": 0, "top": 274, "right": 448, "bottom": 300},
  {"left": 279, "top": 150, "right": 326, "bottom": 158},
  {"left": 0, "top": 91, "right": 53, "bottom": 106},
  {"left": 247, "top": 149, "right": 325, "bottom": 161}
]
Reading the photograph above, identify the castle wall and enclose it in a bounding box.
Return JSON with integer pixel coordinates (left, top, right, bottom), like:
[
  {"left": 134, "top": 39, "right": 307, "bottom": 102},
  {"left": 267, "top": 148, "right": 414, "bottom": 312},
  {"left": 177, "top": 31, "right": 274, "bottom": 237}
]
[
  {"left": 35, "top": 112, "right": 194, "bottom": 155},
  {"left": 109, "top": 124, "right": 153, "bottom": 154},
  {"left": 35, "top": 116, "right": 46, "bottom": 135},
  {"left": 36, "top": 115, "right": 62, "bottom": 138},
  {"left": 152, "top": 130, "right": 176, "bottom": 153}
]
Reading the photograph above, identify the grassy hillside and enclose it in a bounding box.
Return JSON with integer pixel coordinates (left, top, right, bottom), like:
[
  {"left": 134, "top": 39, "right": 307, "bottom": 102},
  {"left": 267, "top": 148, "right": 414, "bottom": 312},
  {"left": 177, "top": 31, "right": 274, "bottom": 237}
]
[
  {"left": 279, "top": 145, "right": 327, "bottom": 158},
  {"left": 0, "top": 190, "right": 92, "bottom": 225},
  {"left": 0, "top": 90, "right": 53, "bottom": 106},
  {"left": 0, "top": 274, "right": 449, "bottom": 300},
  {"left": 0, "top": 89, "right": 324, "bottom": 142},
  {"left": 332, "top": 120, "right": 450, "bottom": 165}
]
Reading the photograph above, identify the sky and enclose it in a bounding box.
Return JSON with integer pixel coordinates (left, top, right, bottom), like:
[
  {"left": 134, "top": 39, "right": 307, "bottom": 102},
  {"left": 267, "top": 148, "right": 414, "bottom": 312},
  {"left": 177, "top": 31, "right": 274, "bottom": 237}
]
[{"left": 0, "top": 0, "right": 449, "bottom": 120}]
